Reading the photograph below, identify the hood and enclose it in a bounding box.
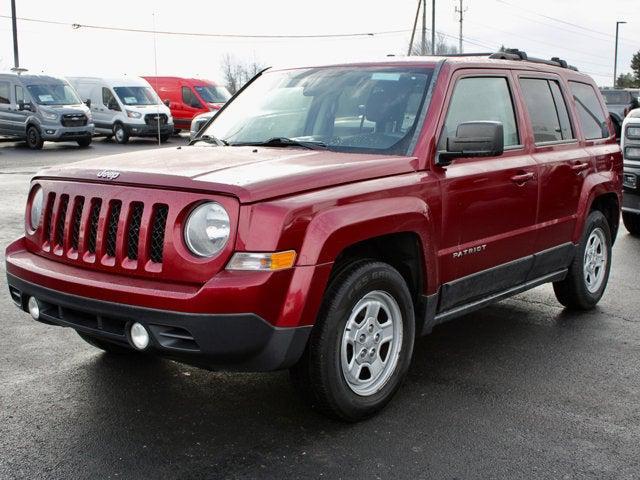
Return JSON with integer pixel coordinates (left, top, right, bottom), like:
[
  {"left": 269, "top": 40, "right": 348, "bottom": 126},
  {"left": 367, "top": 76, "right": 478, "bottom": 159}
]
[
  {"left": 37, "top": 145, "right": 419, "bottom": 203},
  {"left": 45, "top": 104, "right": 90, "bottom": 115}
]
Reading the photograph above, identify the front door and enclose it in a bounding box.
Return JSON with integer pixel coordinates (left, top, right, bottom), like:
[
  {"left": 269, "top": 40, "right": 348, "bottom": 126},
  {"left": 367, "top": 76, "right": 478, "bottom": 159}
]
[{"left": 435, "top": 71, "right": 539, "bottom": 312}]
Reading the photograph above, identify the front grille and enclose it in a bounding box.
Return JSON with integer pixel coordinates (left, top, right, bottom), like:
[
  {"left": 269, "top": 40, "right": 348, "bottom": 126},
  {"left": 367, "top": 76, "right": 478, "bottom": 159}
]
[
  {"left": 61, "top": 114, "right": 88, "bottom": 127},
  {"left": 36, "top": 193, "right": 169, "bottom": 266},
  {"left": 144, "top": 113, "right": 168, "bottom": 126},
  {"left": 126, "top": 202, "right": 144, "bottom": 260},
  {"left": 105, "top": 201, "right": 122, "bottom": 257},
  {"left": 149, "top": 205, "right": 168, "bottom": 263}
]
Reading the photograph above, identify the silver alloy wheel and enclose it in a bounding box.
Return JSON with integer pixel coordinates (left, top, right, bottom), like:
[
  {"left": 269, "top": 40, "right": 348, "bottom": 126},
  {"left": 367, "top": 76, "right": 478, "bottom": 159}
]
[
  {"left": 340, "top": 290, "right": 403, "bottom": 397},
  {"left": 583, "top": 227, "right": 608, "bottom": 293},
  {"left": 115, "top": 125, "right": 124, "bottom": 142}
]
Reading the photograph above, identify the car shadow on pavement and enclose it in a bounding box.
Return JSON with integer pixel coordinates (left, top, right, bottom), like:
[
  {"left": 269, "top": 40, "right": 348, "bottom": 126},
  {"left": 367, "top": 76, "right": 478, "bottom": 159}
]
[{"left": 56, "top": 296, "right": 610, "bottom": 478}]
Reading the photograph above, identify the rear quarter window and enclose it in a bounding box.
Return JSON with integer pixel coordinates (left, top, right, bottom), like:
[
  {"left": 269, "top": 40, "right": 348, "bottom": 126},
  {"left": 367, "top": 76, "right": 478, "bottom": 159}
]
[{"left": 570, "top": 81, "right": 608, "bottom": 140}]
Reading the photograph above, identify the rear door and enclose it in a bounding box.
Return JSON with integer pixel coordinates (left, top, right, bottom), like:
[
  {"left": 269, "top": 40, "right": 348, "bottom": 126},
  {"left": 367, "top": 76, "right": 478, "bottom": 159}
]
[
  {"left": 516, "top": 74, "right": 587, "bottom": 251},
  {"left": 436, "top": 70, "right": 539, "bottom": 311}
]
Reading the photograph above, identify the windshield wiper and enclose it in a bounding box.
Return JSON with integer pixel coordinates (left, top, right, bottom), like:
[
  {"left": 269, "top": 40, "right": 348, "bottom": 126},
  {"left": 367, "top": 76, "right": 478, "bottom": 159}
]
[
  {"left": 231, "top": 137, "right": 328, "bottom": 150},
  {"left": 189, "top": 134, "right": 228, "bottom": 146}
]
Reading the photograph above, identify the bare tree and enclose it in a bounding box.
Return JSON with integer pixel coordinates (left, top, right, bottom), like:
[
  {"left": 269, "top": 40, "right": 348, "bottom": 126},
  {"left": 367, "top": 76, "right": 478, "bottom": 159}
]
[
  {"left": 408, "top": 33, "right": 458, "bottom": 56},
  {"left": 220, "top": 54, "right": 266, "bottom": 94}
]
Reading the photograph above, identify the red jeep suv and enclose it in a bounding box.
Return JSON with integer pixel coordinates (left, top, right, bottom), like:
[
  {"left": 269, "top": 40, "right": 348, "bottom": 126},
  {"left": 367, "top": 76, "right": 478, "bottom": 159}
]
[{"left": 6, "top": 50, "right": 622, "bottom": 421}]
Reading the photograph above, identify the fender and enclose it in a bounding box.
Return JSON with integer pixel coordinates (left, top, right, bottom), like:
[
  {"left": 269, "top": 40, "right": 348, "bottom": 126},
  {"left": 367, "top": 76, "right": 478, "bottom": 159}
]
[
  {"left": 297, "top": 196, "right": 438, "bottom": 291},
  {"left": 572, "top": 170, "right": 622, "bottom": 243},
  {"left": 273, "top": 196, "right": 438, "bottom": 329}
]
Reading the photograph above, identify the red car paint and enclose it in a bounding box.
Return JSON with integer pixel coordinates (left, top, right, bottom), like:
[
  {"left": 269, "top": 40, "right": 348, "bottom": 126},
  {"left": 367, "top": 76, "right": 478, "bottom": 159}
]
[
  {"left": 6, "top": 57, "right": 622, "bottom": 367},
  {"left": 143, "top": 76, "right": 229, "bottom": 130}
]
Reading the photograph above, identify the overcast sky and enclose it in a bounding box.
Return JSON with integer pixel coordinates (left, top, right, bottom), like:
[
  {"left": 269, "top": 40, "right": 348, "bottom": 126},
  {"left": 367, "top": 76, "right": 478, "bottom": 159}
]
[{"left": 0, "top": 0, "right": 638, "bottom": 87}]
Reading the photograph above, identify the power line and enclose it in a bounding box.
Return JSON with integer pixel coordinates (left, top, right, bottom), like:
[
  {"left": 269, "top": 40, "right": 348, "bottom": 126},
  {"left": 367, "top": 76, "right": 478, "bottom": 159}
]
[{"left": 0, "top": 14, "right": 409, "bottom": 39}]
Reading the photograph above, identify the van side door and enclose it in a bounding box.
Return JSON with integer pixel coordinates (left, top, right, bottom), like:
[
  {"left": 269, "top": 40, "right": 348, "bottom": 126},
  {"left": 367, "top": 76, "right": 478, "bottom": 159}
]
[
  {"left": 516, "top": 74, "right": 586, "bottom": 252},
  {"left": 435, "top": 70, "right": 539, "bottom": 313},
  {"left": 0, "top": 80, "right": 13, "bottom": 136}
]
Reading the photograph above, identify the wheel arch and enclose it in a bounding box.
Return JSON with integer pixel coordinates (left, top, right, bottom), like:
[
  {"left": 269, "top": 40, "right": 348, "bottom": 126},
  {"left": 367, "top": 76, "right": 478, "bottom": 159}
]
[{"left": 574, "top": 172, "right": 621, "bottom": 244}]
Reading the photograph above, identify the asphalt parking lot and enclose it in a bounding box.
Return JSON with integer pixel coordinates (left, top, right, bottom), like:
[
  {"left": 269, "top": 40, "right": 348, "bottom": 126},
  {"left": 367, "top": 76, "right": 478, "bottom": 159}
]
[{"left": 0, "top": 138, "right": 639, "bottom": 480}]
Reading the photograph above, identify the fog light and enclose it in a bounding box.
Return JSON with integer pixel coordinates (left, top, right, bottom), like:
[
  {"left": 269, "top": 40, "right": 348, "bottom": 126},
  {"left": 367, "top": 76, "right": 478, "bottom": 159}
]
[
  {"left": 27, "top": 296, "right": 40, "bottom": 320},
  {"left": 130, "top": 322, "right": 150, "bottom": 350},
  {"left": 46, "top": 129, "right": 55, "bottom": 134}
]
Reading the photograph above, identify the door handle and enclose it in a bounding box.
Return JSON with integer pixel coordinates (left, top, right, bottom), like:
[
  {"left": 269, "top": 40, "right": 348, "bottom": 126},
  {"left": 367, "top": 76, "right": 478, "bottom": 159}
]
[
  {"left": 571, "top": 162, "right": 590, "bottom": 173},
  {"left": 510, "top": 172, "right": 535, "bottom": 184}
]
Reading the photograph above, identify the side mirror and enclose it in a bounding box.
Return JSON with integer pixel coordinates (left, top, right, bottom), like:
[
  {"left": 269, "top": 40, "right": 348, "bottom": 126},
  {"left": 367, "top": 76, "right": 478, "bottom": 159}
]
[
  {"left": 437, "top": 121, "right": 504, "bottom": 166},
  {"left": 85, "top": 99, "right": 91, "bottom": 108},
  {"left": 163, "top": 99, "right": 171, "bottom": 107}
]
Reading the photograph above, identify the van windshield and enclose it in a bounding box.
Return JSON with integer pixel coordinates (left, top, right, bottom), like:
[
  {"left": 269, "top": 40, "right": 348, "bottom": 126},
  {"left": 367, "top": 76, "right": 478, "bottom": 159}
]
[
  {"left": 194, "top": 85, "right": 231, "bottom": 103},
  {"left": 113, "top": 86, "right": 159, "bottom": 106},
  {"left": 26, "top": 84, "right": 81, "bottom": 106},
  {"left": 202, "top": 66, "right": 434, "bottom": 155}
]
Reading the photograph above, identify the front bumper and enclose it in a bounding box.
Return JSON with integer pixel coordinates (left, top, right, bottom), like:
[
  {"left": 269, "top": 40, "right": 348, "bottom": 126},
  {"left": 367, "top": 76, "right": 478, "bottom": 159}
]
[
  {"left": 7, "top": 273, "right": 310, "bottom": 371},
  {"left": 124, "top": 122, "right": 174, "bottom": 137},
  {"left": 41, "top": 124, "right": 95, "bottom": 141},
  {"left": 623, "top": 165, "right": 640, "bottom": 213}
]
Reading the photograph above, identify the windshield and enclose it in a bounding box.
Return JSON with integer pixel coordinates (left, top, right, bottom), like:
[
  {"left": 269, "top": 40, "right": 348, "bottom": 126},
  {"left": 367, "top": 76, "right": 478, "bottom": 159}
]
[
  {"left": 26, "top": 84, "right": 81, "bottom": 106},
  {"left": 113, "top": 86, "right": 159, "bottom": 106},
  {"left": 202, "top": 66, "right": 433, "bottom": 154},
  {"left": 601, "top": 90, "right": 633, "bottom": 105},
  {"left": 194, "top": 85, "right": 231, "bottom": 103}
]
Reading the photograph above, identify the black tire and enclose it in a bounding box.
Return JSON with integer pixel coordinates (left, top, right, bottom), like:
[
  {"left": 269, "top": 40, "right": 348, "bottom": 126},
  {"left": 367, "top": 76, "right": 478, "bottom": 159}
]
[
  {"left": 553, "top": 210, "right": 612, "bottom": 310},
  {"left": 290, "top": 260, "right": 415, "bottom": 422},
  {"left": 622, "top": 211, "right": 640, "bottom": 236},
  {"left": 173, "top": 128, "right": 181, "bottom": 135},
  {"left": 77, "top": 331, "right": 136, "bottom": 354},
  {"left": 159, "top": 133, "right": 170, "bottom": 143},
  {"left": 26, "top": 125, "right": 44, "bottom": 150},
  {"left": 113, "top": 123, "right": 129, "bottom": 144},
  {"left": 77, "top": 137, "right": 92, "bottom": 147}
]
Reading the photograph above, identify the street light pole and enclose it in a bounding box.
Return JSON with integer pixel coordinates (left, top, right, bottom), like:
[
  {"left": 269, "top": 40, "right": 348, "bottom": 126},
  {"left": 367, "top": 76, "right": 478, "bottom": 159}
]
[
  {"left": 431, "top": 0, "right": 436, "bottom": 55},
  {"left": 11, "top": 0, "right": 19, "bottom": 68},
  {"left": 614, "top": 21, "right": 626, "bottom": 88}
]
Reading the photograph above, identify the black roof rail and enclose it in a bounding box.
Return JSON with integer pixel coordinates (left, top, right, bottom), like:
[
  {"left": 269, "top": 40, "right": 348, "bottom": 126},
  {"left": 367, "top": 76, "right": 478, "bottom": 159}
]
[{"left": 489, "top": 48, "right": 578, "bottom": 71}]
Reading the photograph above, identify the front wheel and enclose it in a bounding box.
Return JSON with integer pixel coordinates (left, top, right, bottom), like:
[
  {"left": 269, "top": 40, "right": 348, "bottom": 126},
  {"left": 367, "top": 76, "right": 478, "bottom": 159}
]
[
  {"left": 113, "top": 123, "right": 129, "bottom": 144},
  {"left": 26, "top": 125, "right": 44, "bottom": 150},
  {"left": 77, "top": 137, "right": 92, "bottom": 147},
  {"left": 622, "top": 211, "right": 640, "bottom": 236},
  {"left": 553, "top": 210, "right": 612, "bottom": 310},
  {"left": 290, "top": 260, "right": 415, "bottom": 421}
]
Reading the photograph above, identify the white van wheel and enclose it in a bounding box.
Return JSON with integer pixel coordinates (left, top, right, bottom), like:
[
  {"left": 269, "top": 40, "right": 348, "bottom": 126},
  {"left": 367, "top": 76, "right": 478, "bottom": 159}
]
[{"left": 113, "top": 123, "right": 129, "bottom": 144}]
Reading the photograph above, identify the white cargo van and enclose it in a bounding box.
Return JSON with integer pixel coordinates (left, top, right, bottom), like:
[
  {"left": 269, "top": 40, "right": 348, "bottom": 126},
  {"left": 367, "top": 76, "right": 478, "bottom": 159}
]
[{"left": 68, "top": 76, "right": 173, "bottom": 144}]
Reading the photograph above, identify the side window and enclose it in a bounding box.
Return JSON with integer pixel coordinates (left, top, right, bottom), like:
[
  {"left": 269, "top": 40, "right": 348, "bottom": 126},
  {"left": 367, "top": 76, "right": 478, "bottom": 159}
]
[
  {"left": 102, "top": 87, "right": 115, "bottom": 107},
  {"left": 15, "top": 85, "right": 25, "bottom": 104},
  {"left": 440, "top": 76, "right": 519, "bottom": 149},
  {"left": 182, "top": 87, "right": 202, "bottom": 108},
  {"left": 519, "top": 78, "right": 574, "bottom": 143},
  {"left": 569, "top": 81, "right": 608, "bottom": 140},
  {"left": 0, "top": 81, "right": 10, "bottom": 104}
]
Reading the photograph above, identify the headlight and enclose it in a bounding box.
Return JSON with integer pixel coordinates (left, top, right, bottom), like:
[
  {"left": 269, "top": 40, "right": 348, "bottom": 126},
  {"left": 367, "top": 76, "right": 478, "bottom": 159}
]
[
  {"left": 29, "top": 185, "right": 44, "bottom": 231},
  {"left": 86, "top": 111, "right": 93, "bottom": 122},
  {"left": 625, "top": 146, "right": 640, "bottom": 159},
  {"left": 626, "top": 126, "right": 640, "bottom": 139},
  {"left": 184, "top": 202, "right": 230, "bottom": 257},
  {"left": 41, "top": 110, "right": 58, "bottom": 121},
  {"left": 126, "top": 110, "right": 142, "bottom": 119}
]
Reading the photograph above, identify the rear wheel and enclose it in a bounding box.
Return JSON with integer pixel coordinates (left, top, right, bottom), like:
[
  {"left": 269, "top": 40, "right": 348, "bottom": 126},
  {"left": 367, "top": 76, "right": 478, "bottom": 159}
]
[
  {"left": 553, "top": 210, "right": 612, "bottom": 310},
  {"left": 77, "top": 331, "right": 136, "bottom": 354},
  {"left": 113, "top": 123, "right": 129, "bottom": 144},
  {"left": 26, "top": 125, "right": 44, "bottom": 150},
  {"left": 622, "top": 211, "right": 640, "bottom": 236},
  {"left": 77, "top": 137, "right": 92, "bottom": 147},
  {"left": 290, "top": 260, "right": 415, "bottom": 421}
]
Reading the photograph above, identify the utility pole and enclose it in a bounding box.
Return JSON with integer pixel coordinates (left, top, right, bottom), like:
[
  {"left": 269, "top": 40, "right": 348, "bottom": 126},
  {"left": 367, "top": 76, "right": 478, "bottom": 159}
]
[
  {"left": 421, "top": 0, "right": 427, "bottom": 55},
  {"left": 408, "top": 0, "right": 422, "bottom": 55},
  {"left": 613, "top": 21, "right": 626, "bottom": 88},
  {"left": 455, "top": 0, "right": 467, "bottom": 54},
  {"left": 431, "top": 0, "right": 436, "bottom": 55},
  {"left": 11, "top": 0, "right": 19, "bottom": 68}
]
